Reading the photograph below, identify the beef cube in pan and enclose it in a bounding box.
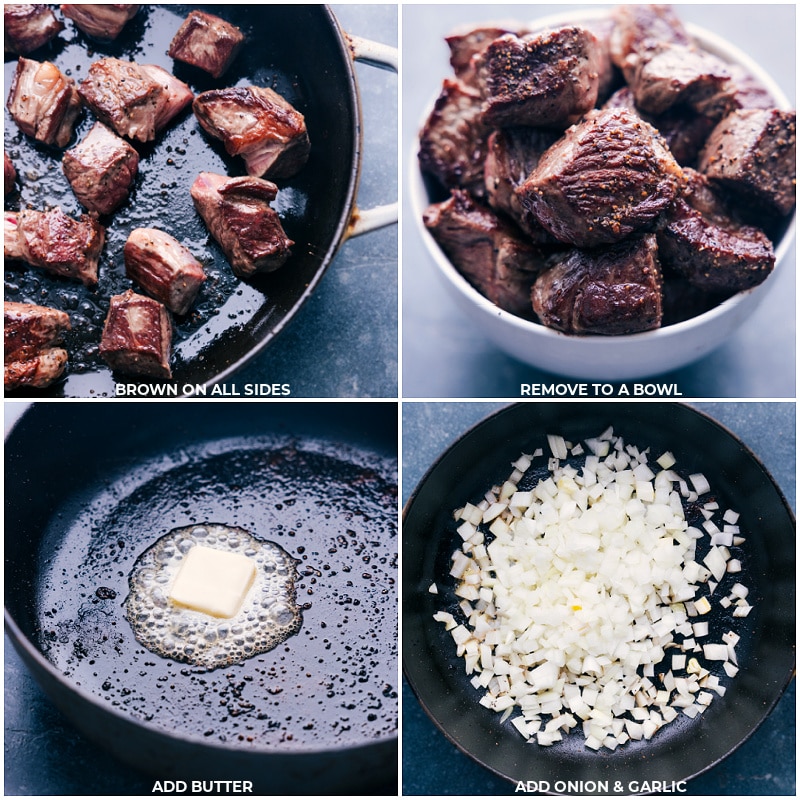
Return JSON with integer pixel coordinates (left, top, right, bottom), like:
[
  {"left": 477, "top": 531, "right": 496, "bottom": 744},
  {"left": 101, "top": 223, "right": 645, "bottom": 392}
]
[
  {"left": 124, "top": 228, "right": 206, "bottom": 316},
  {"left": 516, "top": 108, "right": 685, "bottom": 248},
  {"left": 6, "top": 57, "right": 82, "bottom": 148},
  {"left": 62, "top": 122, "right": 140, "bottom": 215},
  {"left": 698, "top": 108, "right": 796, "bottom": 217},
  {"left": 4, "top": 4, "right": 64, "bottom": 55},
  {"left": 532, "top": 234, "right": 663, "bottom": 335},
  {"left": 4, "top": 208, "right": 104, "bottom": 287},
  {"left": 99, "top": 290, "right": 172, "bottom": 379},
  {"left": 79, "top": 58, "right": 193, "bottom": 143},
  {"left": 418, "top": 78, "right": 490, "bottom": 198},
  {"left": 424, "top": 189, "right": 548, "bottom": 317},
  {"left": 4, "top": 153, "right": 17, "bottom": 195},
  {"left": 477, "top": 27, "right": 604, "bottom": 129},
  {"left": 190, "top": 172, "right": 294, "bottom": 278},
  {"left": 193, "top": 86, "right": 310, "bottom": 180},
  {"left": 168, "top": 10, "right": 245, "bottom": 79},
  {"left": 658, "top": 168, "right": 775, "bottom": 293},
  {"left": 60, "top": 4, "right": 139, "bottom": 41},
  {"left": 4, "top": 301, "right": 71, "bottom": 391}
]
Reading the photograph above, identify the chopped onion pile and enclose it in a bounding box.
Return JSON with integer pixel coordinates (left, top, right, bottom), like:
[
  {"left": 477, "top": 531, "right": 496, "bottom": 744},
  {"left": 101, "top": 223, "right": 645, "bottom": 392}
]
[{"left": 433, "top": 427, "right": 751, "bottom": 751}]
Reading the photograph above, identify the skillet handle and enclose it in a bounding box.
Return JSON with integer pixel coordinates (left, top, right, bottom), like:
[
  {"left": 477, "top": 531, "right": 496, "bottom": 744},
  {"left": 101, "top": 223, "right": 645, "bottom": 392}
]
[{"left": 343, "top": 33, "right": 399, "bottom": 238}]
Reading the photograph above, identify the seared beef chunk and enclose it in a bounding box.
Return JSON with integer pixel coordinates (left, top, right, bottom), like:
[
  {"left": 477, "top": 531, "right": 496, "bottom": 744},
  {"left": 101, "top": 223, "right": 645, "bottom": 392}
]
[
  {"left": 658, "top": 168, "right": 775, "bottom": 292},
  {"left": 698, "top": 108, "right": 796, "bottom": 216},
  {"left": 725, "top": 64, "right": 774, "bottom": 111},
  {"left": 516, "top": 108, "right": 684, "bottom": 247},
  {"left": 424, "top": 189, "right": 548, "bottom": 316},
  {"left": 4, "top": 208, "right": 104, "bottom": 287},
  {"left": 4, "top": 4, "right": 64, "bottom": 54},
  {"left": 532, "top": 234, "right": 663, "bottom": 335},
  {"left": 446, "top": 24, "right": 526, "bottom": 86},
  {"left": 190, "top": 172, "right": 294, "bottom": 278},
  {"left": 99, "top": 290, "right": 172, "bottom": 379},
  {"left": 484, "top": 126, "right": 559, "bottom": 241},
  {"left": 4, "top": 153, "right": 17, "bottom": 195},
  {"left": 608, "top": 4, "right": 690, "bottom": 68},
  {"left": 478, "top": 27, "right": 603, "bottom": 128},
  {"left": 603, "top": 86, "right": 716, "bottom": 166},
  {"left": 7, "top": 58, "right": 82, "bottom": 148},
  {"left": 60, "top": 4, "right": 139, "bottom": 40},
  {"left": 418, "top": 78, "right": 490, "bottom": 197},
  {"left": 581, "top": 16, "right": 618, "bottom": 103},
  {"left": 78, "top": 58, "right": 193, "bottom": 143},
  {"left": 193, "top": 86, "right": 310, "bottom": 179},
  {"left": 124, "top": 228, "right": 206, "bottom": 315},
  {"left": 4, "top": 301, "right": 71, "bottom": 390},
  {"left": 62, "top": 122, "right": 139, "bottom": 214},
  {"left": 623, "top": 42, "right": 733, "bottom": 119},
  {"left": 168, "top": 10, "right": 245, "bottom": 78}
]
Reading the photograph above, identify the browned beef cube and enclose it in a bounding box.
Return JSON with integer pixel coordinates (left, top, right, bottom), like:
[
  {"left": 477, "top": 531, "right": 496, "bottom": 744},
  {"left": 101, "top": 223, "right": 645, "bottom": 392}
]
[
  {"left": 624, "top": 42, "right": 733, "bottom": 119},
  {"left": 6, "top": 57, "right": 82, "bottom": 148},
  {"left": 62, "top": 122, "right": 139, "bottom": 214},
  {"left": 193, "top": 86, "right": 310, "bottom": 179},
  {"left": 418, "top": 78, "right": 490, "bottom": 197},
  {"left": 532, "top": 234, "right": 663, "bottom": 335},
  {"left": 190, "top": 172, "right": 294, "bottom": 278},
  {"left": 5, "top": 208, "right": 105, "bottom": 287},
  {"left": 698, "top": 108, "right": 796, "bottom": 216},
  {"left": 725, "top": 64, "right": 775, "bottom": 112},
  {"left": 124, "top": 228, "right": 206, "bottom": 315},
  {"left": 60, "top": 4, "right": 139, "bottom": 40},
  {"left": 603, "top": 86, "right": 716, "bottom": 166},
  {"left": 4, "top": 301, "right": 71, "bottom": 390},
  {"left": 99, "top": 290, "right": 172, "bottom": 379},
  {"left": 608, "top": 4, "right": 690, "bottom": 68},
  {"left": 477, "top": 27, "right": 603, "bottom": 129},
  {"left": 4, "top": 301, "right": 70, "bottom": 362},
  {"left": 423, "top": 189, "right": 548, "bottom": 317},
  {"left": 658, "top": 168, "right": 775, "bottom": 292},
  {"left": 168, "top": 10, "right": 245, "bottom": 79},
  {"left": 445, "top": 23, "right": 526, "bottom": 86},
  {"left": 4, "top": 153, "right": 17, "bottom": 195},
  {"left": 483, "top": 126, "right": 559, "bottom": 241},
  {"left": 4, "top": 348, "right": 69, "bottom": 390},
  {"left": 4, "top": 4, "right": 64, "bottom": 54},
  {"left": 516, "top": 108, "right": 685, "bottom": 247},
  {"left": 78, "top": 58, "right": 193, "bottom": 143}
]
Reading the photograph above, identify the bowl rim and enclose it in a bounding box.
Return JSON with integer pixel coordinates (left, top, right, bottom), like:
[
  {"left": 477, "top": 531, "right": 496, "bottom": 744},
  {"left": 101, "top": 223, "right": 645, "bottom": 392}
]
[{"left": 411, "top": 11, "right": 796, "bottom": 347}]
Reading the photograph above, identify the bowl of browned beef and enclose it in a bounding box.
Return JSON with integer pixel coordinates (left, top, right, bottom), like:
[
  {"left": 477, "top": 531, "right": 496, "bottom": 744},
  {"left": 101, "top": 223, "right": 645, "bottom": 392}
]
[{"left": 413, "top": 4, "right": 796, "bottom": 380}]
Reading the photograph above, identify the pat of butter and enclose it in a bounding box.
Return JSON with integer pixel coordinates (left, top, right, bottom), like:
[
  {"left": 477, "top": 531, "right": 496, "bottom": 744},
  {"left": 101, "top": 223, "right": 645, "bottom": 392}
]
[{"left": 169, "top": 545, "right": 257, "bottom": 618}]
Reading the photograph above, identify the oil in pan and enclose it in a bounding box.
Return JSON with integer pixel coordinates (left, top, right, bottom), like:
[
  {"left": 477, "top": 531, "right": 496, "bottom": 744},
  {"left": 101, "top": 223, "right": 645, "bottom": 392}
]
[{"left": 34, "top": 435, "right": 398, "bottom": 751}]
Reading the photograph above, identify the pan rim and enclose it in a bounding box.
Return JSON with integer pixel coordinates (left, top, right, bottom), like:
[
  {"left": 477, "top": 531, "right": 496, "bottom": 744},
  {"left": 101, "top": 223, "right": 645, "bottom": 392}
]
[{"left": 402, "top": 401, "right": 796, "bottom": 790}]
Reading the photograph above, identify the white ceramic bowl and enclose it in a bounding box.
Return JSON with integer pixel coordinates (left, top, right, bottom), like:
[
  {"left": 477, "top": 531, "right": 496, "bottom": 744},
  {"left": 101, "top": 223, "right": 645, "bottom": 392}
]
[{"left": 411, "top": 13, "right": 795, "bottom": 381}]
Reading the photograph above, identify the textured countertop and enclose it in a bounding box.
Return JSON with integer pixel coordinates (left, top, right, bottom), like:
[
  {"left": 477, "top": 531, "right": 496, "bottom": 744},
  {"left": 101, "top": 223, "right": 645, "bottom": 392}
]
[
  {"left": 402, "top": 4, "right": 796, "bottom": 399},
  {"left": 401, "top": 401, "right": 796, "bottom": 795}
]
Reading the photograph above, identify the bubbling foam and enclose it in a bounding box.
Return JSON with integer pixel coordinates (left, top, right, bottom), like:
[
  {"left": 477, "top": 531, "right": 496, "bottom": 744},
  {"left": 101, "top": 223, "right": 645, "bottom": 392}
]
[{"left": 125, "top": 523, "right": 301, "bottom": 670}]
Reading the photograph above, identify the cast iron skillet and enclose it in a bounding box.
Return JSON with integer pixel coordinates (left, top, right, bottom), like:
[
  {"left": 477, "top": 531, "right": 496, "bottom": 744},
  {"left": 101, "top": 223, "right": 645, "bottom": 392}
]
[
  {"left": 403, "top": 403, "right": 795, "bottom": 792},
  {"left": 5, "top": 402, "right": 398, "bottom": 794},
  {"left": 4, "top": 4, "right": 396, "bottom": 397}
]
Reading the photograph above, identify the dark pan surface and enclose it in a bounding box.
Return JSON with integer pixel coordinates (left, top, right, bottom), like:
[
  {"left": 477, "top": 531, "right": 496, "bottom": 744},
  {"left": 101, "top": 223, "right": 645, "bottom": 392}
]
[
  {"left": 403, "top": 402, "right": 795, "bottom": 791},
  {"left": 4, "top": 5, "right": 359, "bottom": 397},
  {"left": 5, "top": 403, "right": 397, "bottom": 789}
]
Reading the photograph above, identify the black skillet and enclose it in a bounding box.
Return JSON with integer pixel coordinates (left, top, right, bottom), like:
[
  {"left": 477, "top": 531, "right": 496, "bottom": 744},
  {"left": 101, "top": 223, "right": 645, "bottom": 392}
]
[
  {"left": 5, "top": 402, "right": 398, "bottom": 794},
  {"left": 403, "top": 402, "right": 795, "bottom": 792},
  {"left": 3, "top": 4, "right": 395, "bottom": 397}
]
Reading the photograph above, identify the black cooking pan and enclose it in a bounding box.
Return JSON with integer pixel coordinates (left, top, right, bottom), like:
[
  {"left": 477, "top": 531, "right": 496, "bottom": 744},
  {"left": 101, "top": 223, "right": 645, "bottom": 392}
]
[
  {"left": 5, "top": 401, "right": 398, "bottom": 794},
  {"left": 403, "top": 402, "right": 795, "bottom": 793},
  {"left": 4, "top": 4, "right": 397, "bottom": 397}
]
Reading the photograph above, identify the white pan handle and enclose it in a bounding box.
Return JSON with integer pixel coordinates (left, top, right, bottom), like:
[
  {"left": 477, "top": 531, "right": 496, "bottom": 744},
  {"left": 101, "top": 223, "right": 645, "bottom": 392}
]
[{"left": 343, "top": 33, "right": 398, "bottom": 238}]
